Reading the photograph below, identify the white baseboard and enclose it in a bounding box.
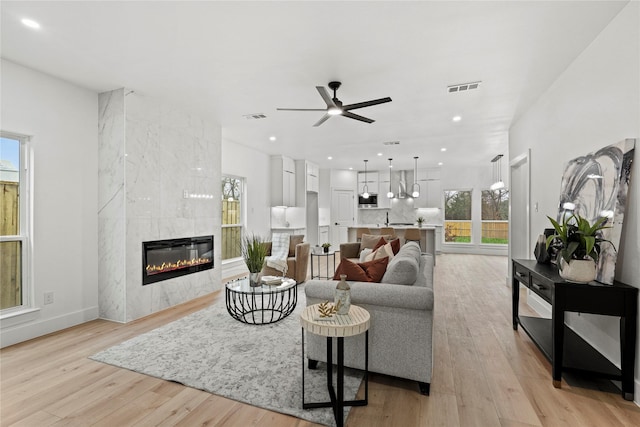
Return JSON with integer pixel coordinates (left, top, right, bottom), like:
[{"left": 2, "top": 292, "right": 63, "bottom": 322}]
[{"left": 0, "top": 306, "right": 99, "bottom": 348}]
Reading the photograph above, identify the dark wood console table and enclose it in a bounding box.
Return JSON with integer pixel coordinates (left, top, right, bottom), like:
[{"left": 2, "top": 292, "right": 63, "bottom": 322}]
[{"left": 512, "top": 259, "right": 637, "bottom": 400}]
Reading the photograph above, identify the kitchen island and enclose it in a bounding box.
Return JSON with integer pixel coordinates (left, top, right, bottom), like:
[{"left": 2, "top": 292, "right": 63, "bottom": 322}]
[{"left": 347, "top": 225, "right": 436, "bottom": 258}]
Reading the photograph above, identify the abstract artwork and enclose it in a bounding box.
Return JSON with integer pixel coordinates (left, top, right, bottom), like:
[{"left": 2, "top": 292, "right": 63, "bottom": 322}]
[{"left": 557, "top": 139, "right": 635, "bottom": 285}]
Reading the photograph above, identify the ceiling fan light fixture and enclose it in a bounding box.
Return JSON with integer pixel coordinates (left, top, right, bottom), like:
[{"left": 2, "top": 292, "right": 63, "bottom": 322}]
[{"left": 328, "top": 107, "right": 342, "bottom": 116}]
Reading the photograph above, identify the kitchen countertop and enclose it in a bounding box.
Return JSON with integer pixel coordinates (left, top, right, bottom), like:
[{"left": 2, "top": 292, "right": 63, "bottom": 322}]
[{"left": 350, "top": 224, "right": 442, "bottom": 229}]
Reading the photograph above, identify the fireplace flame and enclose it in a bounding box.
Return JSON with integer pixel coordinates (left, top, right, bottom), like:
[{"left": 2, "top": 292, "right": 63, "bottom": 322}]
[{"left": 146, "top": 257, "right": 212, "bottom": 275}]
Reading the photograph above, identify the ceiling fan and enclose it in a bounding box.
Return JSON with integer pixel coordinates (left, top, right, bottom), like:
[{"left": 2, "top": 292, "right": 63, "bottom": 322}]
[{"left": 277, "top": 81, "right": 392, "bottom": 127}]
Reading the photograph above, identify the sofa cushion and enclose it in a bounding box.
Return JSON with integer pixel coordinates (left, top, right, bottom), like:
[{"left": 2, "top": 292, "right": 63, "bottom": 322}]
[
  {"left": 371, "top": 236, "right": 400, "bottom": 255},
  {"left": 289, "top": 235, "right": 304, "bottom": 257},
  {"left": 381, "top": 242, "right": 421, "bottom": 285},
  {"left": 333, "top": 257, "right": 389, "bottom": 282}
]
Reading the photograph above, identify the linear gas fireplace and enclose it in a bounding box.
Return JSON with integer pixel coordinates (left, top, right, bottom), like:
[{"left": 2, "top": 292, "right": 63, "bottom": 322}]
[{"left": 142, "top": 236, "right": 214, "bottom": 285}]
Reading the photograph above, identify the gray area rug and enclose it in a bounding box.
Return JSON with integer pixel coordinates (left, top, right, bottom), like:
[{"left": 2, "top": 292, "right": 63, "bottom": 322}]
[{"left": 91, "top": 285, "right": 362, "bottom": 427}]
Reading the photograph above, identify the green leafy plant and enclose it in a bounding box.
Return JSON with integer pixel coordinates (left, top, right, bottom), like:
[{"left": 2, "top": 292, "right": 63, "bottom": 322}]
[
  {"left": 321, "top": 242, "right": 331, "bottom": 249},
  {"left": 416, "top": 217, "right": 425, "bottom": 225},
  {"left": 241, "top": 233, "right": 268, "bottom": 273},
  {"left": 545, "top": 214, "right": 615, "bottom": 266}
]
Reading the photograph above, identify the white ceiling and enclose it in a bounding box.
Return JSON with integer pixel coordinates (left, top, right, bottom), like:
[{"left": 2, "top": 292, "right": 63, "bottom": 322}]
[{"left": 0, "top": 1, "right": 628, "bottom": 171}]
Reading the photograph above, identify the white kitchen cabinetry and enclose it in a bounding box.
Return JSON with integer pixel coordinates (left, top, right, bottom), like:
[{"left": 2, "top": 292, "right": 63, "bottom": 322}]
[
  {"left": 357, "top": 171, "right": 379, "bottom": 196},
  {"left": 377, "top": 171, "right": 392, "bottom": 208},
  {"left": 414, "top": 168, "right": 441, "bottom": 208},
  {"left": 306, "top": 161, "right": 319, "bottom": 193},
  {"left": 271, "top": 155, "right": 296, "bottom": 207}
]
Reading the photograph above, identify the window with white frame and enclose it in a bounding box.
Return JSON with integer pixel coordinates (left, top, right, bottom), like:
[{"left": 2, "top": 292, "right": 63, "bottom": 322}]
[
  {"left": 1, "top": 133, "right": 30, "bottom": 312},
  {"left": 481, "top": 189, "right": 509, "bottom": 244},
  {"left": 221, "top": 176, "right": 244, "bottom": 261},
  {"left": 444, "top": 189, "right": 472, "bottom": 243}
]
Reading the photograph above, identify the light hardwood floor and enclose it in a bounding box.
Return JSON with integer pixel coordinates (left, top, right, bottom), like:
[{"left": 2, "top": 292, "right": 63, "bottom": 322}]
[{"left": 2, "top": 254, "right": 639, "bottom": 426}]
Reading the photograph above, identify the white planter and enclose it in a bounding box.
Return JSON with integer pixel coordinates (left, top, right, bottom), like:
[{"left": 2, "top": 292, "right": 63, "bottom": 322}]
[{"left": 559, "top": 258, "right": 597, "bottom": 283}]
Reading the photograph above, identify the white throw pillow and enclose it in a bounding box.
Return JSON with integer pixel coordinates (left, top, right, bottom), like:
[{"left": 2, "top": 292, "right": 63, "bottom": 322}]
[{"left": 364, "top": 242, "right": 395, "bottom": 263}]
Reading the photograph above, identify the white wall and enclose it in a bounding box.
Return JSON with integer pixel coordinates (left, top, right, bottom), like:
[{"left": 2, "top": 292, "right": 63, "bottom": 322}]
[
  {"left": 510, "top": 2, "right": 639, "bottom": 399},
  {"left": 1, "top": 60, "right": 99, "bottom": 347}
]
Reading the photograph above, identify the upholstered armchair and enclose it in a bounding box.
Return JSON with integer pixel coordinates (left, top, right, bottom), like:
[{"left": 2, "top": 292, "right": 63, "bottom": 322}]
[{"left": 261, "top": 235, "right": 310, "bottom": 283}]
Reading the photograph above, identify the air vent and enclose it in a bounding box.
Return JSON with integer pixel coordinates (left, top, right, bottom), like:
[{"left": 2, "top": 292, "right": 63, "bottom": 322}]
[
  {"left": 383, "top": 141, "right": 400, "bottom": 146},
  {"left": 447, "top": 81, "right": 481, "bottom": 93},
  {"left": 243, "top": 113, "right": 267, "bottom": 120}
]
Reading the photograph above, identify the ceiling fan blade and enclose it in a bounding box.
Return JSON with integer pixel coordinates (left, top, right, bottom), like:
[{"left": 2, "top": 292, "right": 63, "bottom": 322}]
[
  {"left": 312, "top": 113, "right": 332, "bottom": 127},
  {"left": 342, "top": 97, "right": 392, "bottom": 111},
  {"left": 277, "top": 108, "right": 326, "bottom": 111},
  {"left": 316, "top": 86, "right": 337, "bottom": 108},
  {"left": 342, "top": 111, "right": 374, "bottom": 124}
]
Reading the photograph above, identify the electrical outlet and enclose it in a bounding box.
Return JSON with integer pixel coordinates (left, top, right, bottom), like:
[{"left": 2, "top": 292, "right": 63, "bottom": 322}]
[{"left": 44, "top": 292, "right": 54, "bottom": 305}]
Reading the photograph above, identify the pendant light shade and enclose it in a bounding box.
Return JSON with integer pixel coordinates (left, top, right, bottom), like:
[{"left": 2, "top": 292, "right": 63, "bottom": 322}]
[
  {"left": 411, "top": 156, "right": 420, "bottom": 198},
  {"left": 361, "top": 160, "right": 369, "bottom": 199},
  {"left": 490, "top": 154, "right": 505, "bottom": 190},
  {"left": 387, "top": 158, "right": 394, "bottom": 198}
]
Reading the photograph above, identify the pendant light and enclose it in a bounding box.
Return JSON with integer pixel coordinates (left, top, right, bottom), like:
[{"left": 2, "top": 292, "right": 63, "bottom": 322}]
[
  {"left": 490, "top": 154, "right": 505, "bottom": 190},
  {"left": 387, "top": 158, "right": 394, "bottom": 199},
  {"left": 411, "top": 156, "right": 420, "bottom": 198},
  {"left": 361, "top": 160, "right": 369, "bottom": 199}
]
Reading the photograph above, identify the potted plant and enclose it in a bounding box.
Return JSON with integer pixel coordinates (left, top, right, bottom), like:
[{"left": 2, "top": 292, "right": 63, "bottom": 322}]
[
  {"left": 416, "top": 217, "right": 425, "bottom": 228},
  {"left": 241, "top": 233, "right": 268, "bottom": 286},
  {"left": 321, "top": 242, "right": 332, "bottom": 253},
  {"left": 545, "top": 214, "right": 614, "bottom": 283}
]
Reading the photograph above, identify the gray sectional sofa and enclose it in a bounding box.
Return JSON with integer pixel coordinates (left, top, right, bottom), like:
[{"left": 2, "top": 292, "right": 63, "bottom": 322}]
[{"left": 304, "top": 241, "right": 434, "bottom": 394}]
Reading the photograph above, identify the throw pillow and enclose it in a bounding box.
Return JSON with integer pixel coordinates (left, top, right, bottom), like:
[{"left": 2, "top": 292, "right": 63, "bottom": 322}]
[
  {"left": 359, "top": 234, "right": 383, "bottom": 253},
  {"left": 371, "top": 237, "right": 387, "bottom": 252},
  {"left": 371, "top": 236, "right": 401, "bottom": 255},
  {"left": 333, "top": 257, "right": 389, "bottom": 282},
  {"left": 288, "top": 235, "right": 304, "bottom": 257},
  {"left": 364, "top": 242, "right": 395, "bottom": 263},
  {"left": 359, "top": 248, "right": 373, "bottom": 263}
]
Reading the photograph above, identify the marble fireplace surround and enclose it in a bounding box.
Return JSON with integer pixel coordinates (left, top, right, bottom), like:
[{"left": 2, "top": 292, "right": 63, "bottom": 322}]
[{"left": 98, "top": 88, "right": 222, "bottom": 323}]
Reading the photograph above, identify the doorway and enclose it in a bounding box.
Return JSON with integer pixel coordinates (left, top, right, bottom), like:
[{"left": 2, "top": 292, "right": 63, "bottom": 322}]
[{"left": 330, "top": 189, "right": 355, "bottom": 247}]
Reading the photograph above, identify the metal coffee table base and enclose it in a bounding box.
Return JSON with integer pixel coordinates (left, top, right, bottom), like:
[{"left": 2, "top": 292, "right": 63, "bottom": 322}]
[{"left": 226, "top": 284, "right": 297, "bottom": 325}]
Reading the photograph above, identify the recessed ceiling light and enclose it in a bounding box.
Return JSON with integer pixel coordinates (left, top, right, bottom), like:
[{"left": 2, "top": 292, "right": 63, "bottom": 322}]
[
  {"left": 327, "top": 156, "right": 333, "bottom": 160},
  {"left": 377, "top": 153, "right": 383, "bottom": 156},
  {"left": 452, "top": 116, "right": 462, "bottom": 122},
  {"left": 438, "top": 162, "right": 443, "bottom": 166},
  {"left": 440, "top": 148, "right": 447, "bottom": 152},
  {"left": 21, "top": 18, "right": 41, "bottom": 29},
  {"left": 269, "top": 136, "right": 276, "bottom": 141},
  {"left": 348, "top": 167, "right": 353, "bottom": 170}
]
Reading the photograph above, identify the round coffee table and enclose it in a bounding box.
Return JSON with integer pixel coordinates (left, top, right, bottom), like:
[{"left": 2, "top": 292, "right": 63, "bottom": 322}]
[{"left": 225, "top": 276, "right": 297, "bottom": 324}]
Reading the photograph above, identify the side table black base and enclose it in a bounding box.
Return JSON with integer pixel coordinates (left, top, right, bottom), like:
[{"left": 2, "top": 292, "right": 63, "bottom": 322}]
[{"left": 302, "top": 331, "right": 369, "bottom": 427}]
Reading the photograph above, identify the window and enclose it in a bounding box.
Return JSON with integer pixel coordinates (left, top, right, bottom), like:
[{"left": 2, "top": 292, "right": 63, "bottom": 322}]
[
  {"left": 481, "top": 189, "right": 509, "bottom": 244},
  {"left": 444, "top": 190, "right": 472, "bottom": 243},
  {"left": 1, "top": 133, "right": 29, "bottom": 312},
  {"left": 221, "top": 176, "right": 244, "bottom": 260}
]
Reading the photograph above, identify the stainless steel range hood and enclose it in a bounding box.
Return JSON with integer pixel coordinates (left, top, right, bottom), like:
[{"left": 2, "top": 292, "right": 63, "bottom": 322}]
[{"left": 397, "top": 170, "right": 408, "bottom": 199}]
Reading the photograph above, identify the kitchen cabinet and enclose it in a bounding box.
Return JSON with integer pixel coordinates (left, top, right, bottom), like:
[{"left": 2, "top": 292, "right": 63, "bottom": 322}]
[
  {"left": 306, "top": 161, "right": 319, "bottom": 193},
  {"left": 357, "top": 171, "right": 379, "bottom": 196},
  {"left": 271, "top": 155, "right": 296, "bottom": 207},
  {"left": 414, "top": 168, "right": 441, "bottom": 208},
  {"left": 377, "top": 171, "right": 392, "bottom": 208}
]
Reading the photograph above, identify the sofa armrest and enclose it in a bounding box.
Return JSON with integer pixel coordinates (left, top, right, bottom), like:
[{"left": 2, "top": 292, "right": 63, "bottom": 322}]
[
  {"left": 305, "top": 280, "right": 434, "bottom": 311},
  {"left": 339, "top": 242, "right": 361, "bottom": 259},
  {"left": 294, "top": 242, "right": 310, "bottom": 283}
]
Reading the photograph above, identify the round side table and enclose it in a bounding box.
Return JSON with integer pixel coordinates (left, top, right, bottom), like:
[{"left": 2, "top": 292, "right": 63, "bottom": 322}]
[{"left": 299, "top": 304, "right": 370, "bottom": 427}]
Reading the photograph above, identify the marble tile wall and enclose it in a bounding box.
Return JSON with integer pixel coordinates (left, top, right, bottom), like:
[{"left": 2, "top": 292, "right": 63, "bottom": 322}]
[{"left": 98, "top": 88, "right": 222, "bottom": 322}]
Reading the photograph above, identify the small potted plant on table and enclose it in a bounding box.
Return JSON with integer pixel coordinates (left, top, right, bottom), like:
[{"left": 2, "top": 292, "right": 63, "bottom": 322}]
[
  {"left": 321, "top": 242, "right": 332, "bottom": 253},
  {"left": 545, "top": 214, "right": 614, "bottom": 283},
  {"left": 416, "top": 217, "right": 425, "bottom": 228},
  {"left": 241, "top": 233, "right": 268, "bottom": 286}
]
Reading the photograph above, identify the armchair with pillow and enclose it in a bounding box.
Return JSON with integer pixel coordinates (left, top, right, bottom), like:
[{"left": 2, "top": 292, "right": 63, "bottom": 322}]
[{"left": 261, "top": 235, "right": 310, "bottom": 283}]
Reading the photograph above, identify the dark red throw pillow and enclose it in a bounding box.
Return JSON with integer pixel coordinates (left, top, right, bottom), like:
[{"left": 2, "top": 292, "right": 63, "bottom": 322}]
[
  {"left": 371, "top": 237, "right": 387, "bottom": 252},
  {"left": 371, "top": 236, "right": 400, "bottom": 255},
  {"left": 333, "top": 257, "right": 389, "bottom": 282}
]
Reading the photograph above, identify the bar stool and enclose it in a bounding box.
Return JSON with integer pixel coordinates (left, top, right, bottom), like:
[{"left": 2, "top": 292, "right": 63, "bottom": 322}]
[
  {"left": 356, "top": 227, "right": 371, "bottom": 242},
  {"left": 379, "top": 227, "right": 395, "bottom": 237},
  {"left": 404, "top": 228, "right": 421, "bottom": 247}
]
